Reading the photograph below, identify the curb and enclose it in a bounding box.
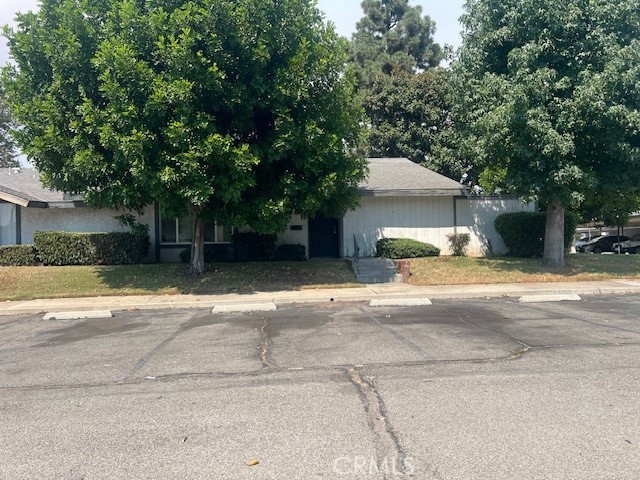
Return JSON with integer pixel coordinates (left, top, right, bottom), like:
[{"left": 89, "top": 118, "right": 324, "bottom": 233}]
[{"left": 2, "top": 283, "right": 639, "bottom": 316}]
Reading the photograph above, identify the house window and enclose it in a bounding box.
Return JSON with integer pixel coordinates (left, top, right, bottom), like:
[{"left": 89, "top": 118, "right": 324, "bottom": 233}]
[
  {"left": 160, "top": 215, "right": 231, "bottom": 244},
  {"left": 0, "top": 202, "right": 16, "bottom": 246}
]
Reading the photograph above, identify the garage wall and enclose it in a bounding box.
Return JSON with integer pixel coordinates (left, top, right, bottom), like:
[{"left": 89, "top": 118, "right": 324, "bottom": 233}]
[
  {"left": 342, "top": 195, "right": 535, "bottom": 258},
  {"left": 343, "top": 196, "right": 456, "bottom": 257},
  {"left": 454, "top": 197, "right": 535, "bottom": 256},
  {"left": 20, "top": 206, "right": 156, "bottom": 261}
]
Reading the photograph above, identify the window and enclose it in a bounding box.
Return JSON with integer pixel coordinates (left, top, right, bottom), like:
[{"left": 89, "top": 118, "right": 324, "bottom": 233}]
[
  {"left": 0, "top": 202, "right": 16, "bottom": 246},
  {"left": 160, "top": 215, "right": 231, "bottom": 245}
]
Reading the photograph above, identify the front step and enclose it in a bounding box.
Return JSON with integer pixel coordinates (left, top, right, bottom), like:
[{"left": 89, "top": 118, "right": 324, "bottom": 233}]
[{"left": 353, "top": 257, "right": 404, "bottom": 284}]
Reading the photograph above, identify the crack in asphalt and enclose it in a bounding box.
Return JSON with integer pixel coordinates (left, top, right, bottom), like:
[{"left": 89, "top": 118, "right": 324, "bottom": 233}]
[
  {"left": 524, "top": 303, "right": 640, "bottom": 336},
  {"left": 120, "top": 311, "right": 207, "bottom": 381},
  {"left": 4, "top": 340, "right": 640, "bottom": 393},
  {"left": 442, "top": 306, "right": 533, "bottom": 353},
  {"left": 358, "top": 306, "right": 436, "bottom": 361},
  {"left": 259, "top": 316, "right": 278, "bottom": 369},
  {"left": 346, "top": 368, "right": 443, "bottom": 479}
]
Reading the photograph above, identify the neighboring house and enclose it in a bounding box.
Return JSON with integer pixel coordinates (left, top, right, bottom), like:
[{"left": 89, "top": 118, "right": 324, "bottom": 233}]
[{"left": 0, "top": 159, "right": 533, "bottom": 261}]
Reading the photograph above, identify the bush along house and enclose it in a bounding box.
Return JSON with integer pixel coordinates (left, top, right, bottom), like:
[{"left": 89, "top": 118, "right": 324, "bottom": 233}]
[{"left": 0, "top": 159, "right": 533, "bottom": 263}]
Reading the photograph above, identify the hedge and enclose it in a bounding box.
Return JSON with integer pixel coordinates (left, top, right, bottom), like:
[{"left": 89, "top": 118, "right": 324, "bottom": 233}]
[
  {"left": 494, "top": 211, "right": 578, "bottom": 258},
  {"left": 34, "top": 231, "right": 149, "bottom": 265},
  {"left": 232, "top": 232, "right": 277, "bottom": 262},
  {"left": 179, "top": 243, "right": 234, "bottom": 263},
  {"left": 376, "top": 238, "right": 440, "bottom": 259},
  {"left": 0, "top": 245, "right": 39, "bottom": 266}
]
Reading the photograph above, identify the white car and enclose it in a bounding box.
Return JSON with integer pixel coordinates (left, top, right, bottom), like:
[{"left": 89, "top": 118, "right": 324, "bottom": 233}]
[{"left": 613, "top": 233, "right": 640, "bottom": 254}]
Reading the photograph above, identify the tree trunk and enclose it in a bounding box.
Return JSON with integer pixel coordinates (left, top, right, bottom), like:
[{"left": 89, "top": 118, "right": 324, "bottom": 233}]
[
  {"left": 543, "top": 200, "right": 565, "bottom": 267},
  {"left": 188, "top": 206, "right": 206, "bottom": 275}
]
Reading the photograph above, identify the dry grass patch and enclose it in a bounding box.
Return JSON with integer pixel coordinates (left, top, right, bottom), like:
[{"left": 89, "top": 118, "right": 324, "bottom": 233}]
[
  {"left": 0, "top": 260, "right": 358, "bottom": 301},
  {"left": 406, "top": 254, "right": 640, "bottom": 286}
]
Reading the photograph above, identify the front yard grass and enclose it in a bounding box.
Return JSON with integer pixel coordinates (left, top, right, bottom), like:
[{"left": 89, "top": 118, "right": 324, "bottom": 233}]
[
  {"left": 2, "top": 254, "right": 639, "bottom": 302},
  {"left": 0, "top": 260, "right": 359, "bottom": 301},
  {"left": 406, "top": 254, "right": 640, "bottom": 286}
]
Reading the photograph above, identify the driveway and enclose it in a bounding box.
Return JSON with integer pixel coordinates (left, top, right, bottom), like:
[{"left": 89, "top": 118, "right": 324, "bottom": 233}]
[{"left": 1, "top": 296, "right": 640, "bottom": 478}]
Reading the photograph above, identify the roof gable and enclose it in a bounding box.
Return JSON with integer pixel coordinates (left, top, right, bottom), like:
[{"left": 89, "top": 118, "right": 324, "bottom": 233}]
[
  {"left": 360, "top": 158, "right": 466, "bottom": 196},
  {"left": 0, "top": 168, "right": 80, "bottom": 208}
]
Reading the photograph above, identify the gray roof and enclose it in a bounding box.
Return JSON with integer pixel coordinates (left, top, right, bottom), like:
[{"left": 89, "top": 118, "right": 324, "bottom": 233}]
[
  {"left": 0, "top": 168, "right": 82, "bottom": 208},
  {"left": 0, "top": 158, "right": 464, "bottom": 208},
  {"left": 360, "top": 158, "right": 466, "bottom": 196}
]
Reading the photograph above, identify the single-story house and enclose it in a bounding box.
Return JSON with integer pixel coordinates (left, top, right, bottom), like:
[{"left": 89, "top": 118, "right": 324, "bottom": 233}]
[{"left": 0, "top": 159, "right": 533, "bottom": 261}]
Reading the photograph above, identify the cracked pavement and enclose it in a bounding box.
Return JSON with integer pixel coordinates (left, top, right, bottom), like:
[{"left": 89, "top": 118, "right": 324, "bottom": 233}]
[{"left": 1, "top": 295, "right": 640, "bottom": 478}]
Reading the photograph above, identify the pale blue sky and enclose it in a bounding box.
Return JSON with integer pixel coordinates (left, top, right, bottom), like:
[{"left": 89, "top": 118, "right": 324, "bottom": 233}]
[{"left": 0, "top": 0, "right": 465, "bottom": 65}]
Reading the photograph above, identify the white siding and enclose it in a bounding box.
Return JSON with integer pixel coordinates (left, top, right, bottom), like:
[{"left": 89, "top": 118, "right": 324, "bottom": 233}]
[
  {"left": 343, "top": 195, "right": 535, "bottom": 258},
  {"left": 20, "top": 206, "right": 156, "bottom": 260},
  {"left": 454, "top": 197, "right": 534, "bottom": 256},
  {"left": 343, "top": 196, "right": 456, "bottom": 257},
  {"left": 276, "top": 214, "right": 309, "bottom": 257}
]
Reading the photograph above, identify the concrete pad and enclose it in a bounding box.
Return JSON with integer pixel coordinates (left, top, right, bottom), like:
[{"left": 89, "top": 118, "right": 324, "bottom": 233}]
[
  {"left": 369, "top": 298, "right": 432, "bottom": 307},
  {"left": 519, "top": 294, "right": 581, "bottom": 303},
  {"left": 43, "top": 310, "right": 113, "bottom": 320},
  {"left": 212, "top": 302, "right": 277, "bottom": 313}
]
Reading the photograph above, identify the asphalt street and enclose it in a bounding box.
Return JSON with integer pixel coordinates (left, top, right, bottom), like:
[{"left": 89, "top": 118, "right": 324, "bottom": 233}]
[{"left": 1, "top": 295, "right": 639, "bottom": 479}]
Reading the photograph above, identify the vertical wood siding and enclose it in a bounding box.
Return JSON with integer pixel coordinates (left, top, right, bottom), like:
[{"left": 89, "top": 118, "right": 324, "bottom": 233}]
[
  {"left": 343, "top": 196, "right": 534, "bottom": 257},
  {"left": 343, "top": 196, "right": 456, "bottom": 256}
]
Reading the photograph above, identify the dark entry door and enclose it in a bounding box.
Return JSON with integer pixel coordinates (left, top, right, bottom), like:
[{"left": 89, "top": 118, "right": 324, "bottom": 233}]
[{"left": 309, "top": 213, "right": 340, "bottom": 258}]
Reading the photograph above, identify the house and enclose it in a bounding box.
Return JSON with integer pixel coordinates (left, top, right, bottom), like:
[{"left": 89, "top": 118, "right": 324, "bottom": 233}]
[{"left": 0, "top": 159, "right": 533, "bottom": 261}]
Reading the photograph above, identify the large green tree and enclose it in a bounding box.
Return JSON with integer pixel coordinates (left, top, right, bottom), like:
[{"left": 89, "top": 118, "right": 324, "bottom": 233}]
[
  {"left": 0, "top": 97, "right": 19, "bottom": 167},
  {"left": 348, "top": 0, "right": 443, "bottom": 89},
  {"left": 2, "top": 0, "right": 366, "bottom": 273},
  {"left": 451, "top": 0, "right": 640, "bottom": 266},
  {"left": 362, "top": 68, "right": 467, "bottom": 180}
]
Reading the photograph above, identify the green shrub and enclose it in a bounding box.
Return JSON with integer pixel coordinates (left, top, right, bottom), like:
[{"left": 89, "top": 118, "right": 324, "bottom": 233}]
[
  {"left": 34, "top": 231, "right": 149, "bottom": 265},
  {"left": 272, "top": 244, "right": 306, "bottom": 261},
  {"left": 0, "top": 245, "right": 38, "bottom": 266},
  {"left": 447, "top": 232, "right": 471, "bottom": 256},
  {"left": 494, "top": 211, "right": 578, "bottom": 258},
  {"left": 232, "top": 232, "right": 277, "bottom": 262},
  {"left": 376, "top": 238, "right": 440, "bottom": 259},
  {"left": 179, "top": 244, "right": 234, "bottom": 263}
]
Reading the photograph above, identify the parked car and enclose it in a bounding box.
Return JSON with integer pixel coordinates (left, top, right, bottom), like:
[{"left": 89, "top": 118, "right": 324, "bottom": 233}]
[
  {"left": 613, "top": 233, "right": 640, "bottom": 254},
  {"left": 575, "top": 233, "right": 601, "bottom": 252},
  {"left": 582, "top": 235, "right": 629, "bottom": 253}
]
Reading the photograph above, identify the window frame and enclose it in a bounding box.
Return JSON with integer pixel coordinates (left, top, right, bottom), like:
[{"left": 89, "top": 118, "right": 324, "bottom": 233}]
[{"left": 159, "top": 216, "right": 231, "bottom": 245}]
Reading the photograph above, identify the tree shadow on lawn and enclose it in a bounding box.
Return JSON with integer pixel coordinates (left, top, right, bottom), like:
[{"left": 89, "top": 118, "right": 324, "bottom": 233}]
[
  {"left": 476, "top": 254, "right": 640, "bottom": 280},
  {"left": 94, "top": 259, "right": 359, "bottom": 296}
]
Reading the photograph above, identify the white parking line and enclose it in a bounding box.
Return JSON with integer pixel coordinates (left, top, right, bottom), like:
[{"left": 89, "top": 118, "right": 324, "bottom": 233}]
[
  {"left": 212, "top": 303, "right": 277, "bottom": 313},
  {"left": 369, "top": 298, "right": 433, "bottom": 307},
  {"left": 43, "top": 310, "right": 113, "bottom": 320},
  {"left": 519, "top": 294, "right": 582, "bottom": 303}
]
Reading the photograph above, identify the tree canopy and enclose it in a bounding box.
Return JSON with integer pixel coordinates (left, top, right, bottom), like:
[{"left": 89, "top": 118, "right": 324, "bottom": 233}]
[
  {"left": 451, "top": 0, "right": 640, "bottom": 265},
  {"left": 362, "top": 69, "right": 465, "bottom": 179},
  {"left": 2, "top": 0, "right": 366, "bottom": 273},
  {"left": 0, "top": 97, "right": 19, "bottom": 168},
  {"left": 348, "top": 0, "right": 443, "bottom": 89}
]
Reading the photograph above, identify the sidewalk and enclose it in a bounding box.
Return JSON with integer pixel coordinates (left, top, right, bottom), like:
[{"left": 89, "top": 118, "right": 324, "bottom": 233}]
[{"left": 2, "top": 279, "right": 640, "bottom": 316}]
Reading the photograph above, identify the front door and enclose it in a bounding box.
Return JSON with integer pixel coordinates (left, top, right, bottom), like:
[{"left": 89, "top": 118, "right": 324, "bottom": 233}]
[{"left": 309, "top": 213, "right": 340, "bottom": 258}]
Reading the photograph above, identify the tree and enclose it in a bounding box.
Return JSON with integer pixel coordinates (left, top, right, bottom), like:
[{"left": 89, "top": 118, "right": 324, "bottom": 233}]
[
  {"left": 0, "top": 98, "right": 19, "bottom": 167},
  {"left": 348, "top": 0, "right": 443, "bottom": 89},
  {"left": 451, "top": 0, "right": 640, "bottom": 266},
  {"left": 362, "top": 68, "right": 467, "bottom": 180},
  {"left": 2, "top": 0, "right": 366, "bottom": 274}
]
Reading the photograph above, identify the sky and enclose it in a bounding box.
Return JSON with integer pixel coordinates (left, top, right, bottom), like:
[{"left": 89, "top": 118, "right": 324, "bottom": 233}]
[{"left": 0, "top": 0, "right": 466, "bottom": 66}]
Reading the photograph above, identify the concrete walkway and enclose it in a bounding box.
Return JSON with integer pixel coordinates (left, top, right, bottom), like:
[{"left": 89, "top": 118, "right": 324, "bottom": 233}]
[{"left": 2, "top": 279, "right": 640, "bottom": 316}]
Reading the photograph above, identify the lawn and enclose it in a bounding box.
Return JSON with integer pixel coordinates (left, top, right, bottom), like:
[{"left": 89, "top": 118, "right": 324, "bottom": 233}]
[
  {"left": 2, "top": 254, "right": 639, "bottom": 302},
  {"left": 0, "top": 260, "right": 359, "bottom": 301},
  {"left": 406, "top": 254, "right": 640, "bottom": 286}
]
